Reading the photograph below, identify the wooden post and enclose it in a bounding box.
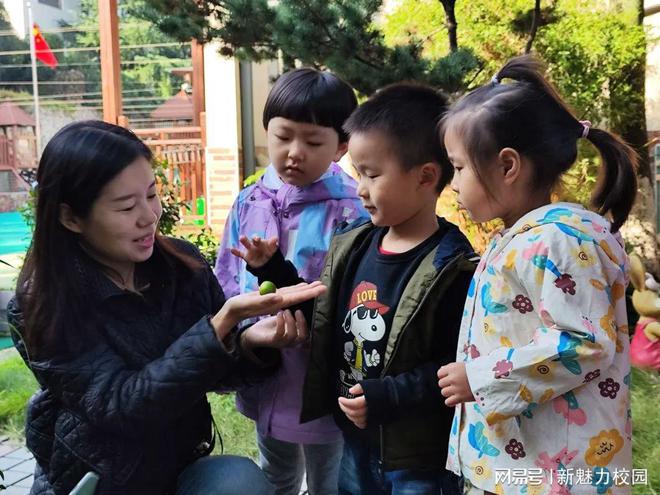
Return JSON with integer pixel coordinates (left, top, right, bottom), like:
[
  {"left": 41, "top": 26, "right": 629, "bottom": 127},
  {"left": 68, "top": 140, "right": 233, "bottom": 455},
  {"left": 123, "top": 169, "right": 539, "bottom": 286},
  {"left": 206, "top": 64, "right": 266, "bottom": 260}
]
[
  {"left": 98, "top": 0, "right": 122, "bottom": 124},
  {"left": 191, "top": 40, "right": 205, "bottom": 126},
  {"left": 117, "top": 115, "right": 129, "bottom": 128},
  {"left": 200, "top": 112, "right": 207, "bottom": 148}
]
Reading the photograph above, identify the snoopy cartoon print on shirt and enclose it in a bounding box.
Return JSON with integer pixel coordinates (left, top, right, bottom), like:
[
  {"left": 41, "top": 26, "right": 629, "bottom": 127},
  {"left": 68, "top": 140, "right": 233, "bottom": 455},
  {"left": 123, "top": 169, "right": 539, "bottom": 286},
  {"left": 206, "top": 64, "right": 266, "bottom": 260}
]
[{"left": 339, "top": 281, "right": 390, "bottom": 397}]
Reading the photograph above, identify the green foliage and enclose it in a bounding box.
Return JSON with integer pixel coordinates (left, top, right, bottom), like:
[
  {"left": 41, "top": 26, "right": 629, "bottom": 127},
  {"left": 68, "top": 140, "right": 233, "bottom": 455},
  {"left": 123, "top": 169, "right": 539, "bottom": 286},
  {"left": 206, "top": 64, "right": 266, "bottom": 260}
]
[
  {"left": 152, "top": 158, "right": 188, "bottom": 236},
  {"left": 631, "top": 367, "right": 660, "bottom": 494},
  {"left": 533, "top": 0, "right": 646, "bottom": 139},
  {"left": 140, "top": 0, "right": 480, "bottom": 95},
  {"left": 385, "top": 0, "right": 648, "bottom": 249},
  {"left": 208, "top": 393, "right": 258, "bottom": 459},
  {"left": 0, "top": 355, "right": 38, "bottom": 442},
  {"left": 182, "top": 227, "right": 219, "bottom": 266},
  {"left": 18, "top": 188, "right": 37, "bottom": 234},
  {"left": 65, "top": 0, "right": 191, "bottom": 101}
]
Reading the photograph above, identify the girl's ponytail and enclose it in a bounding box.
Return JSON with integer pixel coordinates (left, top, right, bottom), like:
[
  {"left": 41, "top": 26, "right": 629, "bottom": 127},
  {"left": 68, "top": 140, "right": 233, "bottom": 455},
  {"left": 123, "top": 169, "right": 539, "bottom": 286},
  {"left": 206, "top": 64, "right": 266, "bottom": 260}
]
[
  {"left": 495, "top": 56, "right": 575, "bottom": 119},
  {"left": 585, "top": 128, "right": 638, "bottom": 232},
  {"left": 487, "top": 55, "right": 638, "bottom": 232},
  {"left": 445, "top": 54, "right": 638, "bottom": 233}
]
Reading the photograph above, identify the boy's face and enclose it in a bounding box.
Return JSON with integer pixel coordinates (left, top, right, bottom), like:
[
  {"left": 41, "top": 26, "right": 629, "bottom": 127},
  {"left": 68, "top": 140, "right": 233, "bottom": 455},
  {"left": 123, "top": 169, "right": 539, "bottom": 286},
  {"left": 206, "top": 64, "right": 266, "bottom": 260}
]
[
  {"left": 267, "top": 117, "right": 347, "bottom": 187},
  {"left": 349, "top": 130, "right": 436, "bottom": 228}
]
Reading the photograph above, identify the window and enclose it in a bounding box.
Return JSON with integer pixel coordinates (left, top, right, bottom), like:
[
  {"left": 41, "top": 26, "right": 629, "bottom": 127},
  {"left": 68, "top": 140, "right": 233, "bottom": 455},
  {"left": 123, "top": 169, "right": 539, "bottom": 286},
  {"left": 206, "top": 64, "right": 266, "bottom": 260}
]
[{"left": 38, "top": 0, "right": 62, "bottom": 8}]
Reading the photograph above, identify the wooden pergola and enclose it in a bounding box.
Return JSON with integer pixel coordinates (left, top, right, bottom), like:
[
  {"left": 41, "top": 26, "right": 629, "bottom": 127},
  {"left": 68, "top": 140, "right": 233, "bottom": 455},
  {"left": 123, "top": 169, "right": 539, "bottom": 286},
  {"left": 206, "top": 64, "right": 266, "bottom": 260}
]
[{"left": 98, "top": 0, "right": 205, "bottom": 126}]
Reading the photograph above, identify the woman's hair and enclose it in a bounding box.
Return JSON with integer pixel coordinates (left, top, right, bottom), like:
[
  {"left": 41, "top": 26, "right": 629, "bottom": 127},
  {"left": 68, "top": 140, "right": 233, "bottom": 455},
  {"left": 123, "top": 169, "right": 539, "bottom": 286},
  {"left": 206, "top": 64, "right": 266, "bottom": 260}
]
[
  {"left": 16, "top": 120, "right": 200, "bottom": 359},
  {"left": 262, "top": 68, "right": 357, "bottom": 143},
  {"left": 440, "top": 55, "right": 637, "bottom": 232}
]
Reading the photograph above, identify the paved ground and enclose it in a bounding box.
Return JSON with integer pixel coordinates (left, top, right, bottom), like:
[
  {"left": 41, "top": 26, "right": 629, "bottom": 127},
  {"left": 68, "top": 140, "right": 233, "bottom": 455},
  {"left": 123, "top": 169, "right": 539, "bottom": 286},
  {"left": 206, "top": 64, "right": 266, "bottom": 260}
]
[
  {"left": 0, "top": 436, "right": 34, "bottom": 494},
  {"left": 0, "top": 436, "right": 310, "bottom": 494}
]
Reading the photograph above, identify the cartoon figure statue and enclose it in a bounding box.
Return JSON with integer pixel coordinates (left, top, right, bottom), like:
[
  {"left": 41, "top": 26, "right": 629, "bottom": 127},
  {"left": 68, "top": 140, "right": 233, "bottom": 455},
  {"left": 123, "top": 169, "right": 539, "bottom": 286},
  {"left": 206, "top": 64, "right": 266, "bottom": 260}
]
[
  {"left": 629, "top": 255, "right": 660, "bottom": 370},
  {"left": 342, "top": 281, "right": 389, "bottom": 382}
]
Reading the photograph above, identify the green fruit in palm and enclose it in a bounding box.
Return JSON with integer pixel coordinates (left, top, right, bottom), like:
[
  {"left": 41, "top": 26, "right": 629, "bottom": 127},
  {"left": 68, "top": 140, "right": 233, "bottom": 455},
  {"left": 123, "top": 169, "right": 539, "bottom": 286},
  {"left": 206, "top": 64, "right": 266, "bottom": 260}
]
[{"left": 259, "top": 281, "right": 277, "bottom": 295}]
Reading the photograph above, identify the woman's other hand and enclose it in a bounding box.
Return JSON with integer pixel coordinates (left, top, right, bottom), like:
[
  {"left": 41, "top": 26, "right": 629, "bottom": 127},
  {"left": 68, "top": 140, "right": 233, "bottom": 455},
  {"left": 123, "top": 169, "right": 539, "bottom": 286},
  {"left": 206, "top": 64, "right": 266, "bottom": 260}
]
[{"left": 241, "top": 310, "right": 308, "bottom": 350}]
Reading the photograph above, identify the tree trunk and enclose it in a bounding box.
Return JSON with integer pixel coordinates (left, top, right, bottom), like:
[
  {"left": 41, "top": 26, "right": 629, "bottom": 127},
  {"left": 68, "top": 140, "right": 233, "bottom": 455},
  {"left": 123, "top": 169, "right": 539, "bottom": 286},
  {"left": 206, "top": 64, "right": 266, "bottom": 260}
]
[
  {"left": 439, "top": 0, "right": 458, "bottom": 52},
  {"left": 618, "top": 0, "right": 659, "bottom": 277}
]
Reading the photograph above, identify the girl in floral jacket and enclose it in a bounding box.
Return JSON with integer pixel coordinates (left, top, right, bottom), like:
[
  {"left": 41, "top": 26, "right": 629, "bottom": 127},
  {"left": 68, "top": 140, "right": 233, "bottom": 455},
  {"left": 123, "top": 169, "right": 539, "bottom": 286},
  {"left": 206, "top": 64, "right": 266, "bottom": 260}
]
[{"left": 437, "top": 55, "right": 637, "bottom": 494}]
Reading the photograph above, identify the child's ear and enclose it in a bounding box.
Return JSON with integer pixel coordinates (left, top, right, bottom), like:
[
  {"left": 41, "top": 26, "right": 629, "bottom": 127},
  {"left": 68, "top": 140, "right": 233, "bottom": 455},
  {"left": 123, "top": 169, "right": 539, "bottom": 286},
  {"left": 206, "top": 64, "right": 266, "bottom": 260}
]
[
  {"left": 59, "top": 203, "right": 84, "bottom": 234},
  {"left": 334, "top": 141, "right": 349, "bottom": 162},
  {"left": 419, "top": 162, "right": 440, "bottom": 190},
  {"left": 498, "top": 148, "right": 523, "bottom": 184}
]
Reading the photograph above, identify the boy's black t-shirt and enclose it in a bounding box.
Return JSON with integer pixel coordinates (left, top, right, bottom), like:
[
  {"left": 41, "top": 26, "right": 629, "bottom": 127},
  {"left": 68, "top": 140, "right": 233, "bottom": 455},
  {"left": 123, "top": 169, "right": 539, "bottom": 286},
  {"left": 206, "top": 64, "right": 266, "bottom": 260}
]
[{"left": 336, "top": 226, "right": 444, "bottom": 399}]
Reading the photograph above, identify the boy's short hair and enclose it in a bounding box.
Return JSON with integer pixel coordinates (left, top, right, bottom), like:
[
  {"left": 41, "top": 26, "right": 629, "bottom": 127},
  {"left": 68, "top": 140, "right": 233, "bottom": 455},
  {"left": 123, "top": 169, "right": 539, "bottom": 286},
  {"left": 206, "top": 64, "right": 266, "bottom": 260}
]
[
  {"left": 343, "top": 83, "right": 451, "bottom": 192},
  {"left": 263, "top": 68, "right": 358, "bottom": 143}
]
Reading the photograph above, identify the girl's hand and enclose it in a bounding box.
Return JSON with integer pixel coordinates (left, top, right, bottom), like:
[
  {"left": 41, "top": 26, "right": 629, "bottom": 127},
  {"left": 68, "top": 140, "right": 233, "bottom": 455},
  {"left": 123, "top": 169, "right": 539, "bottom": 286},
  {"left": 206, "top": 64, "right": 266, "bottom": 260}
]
[
  {"left": 437, "top": 362, "right": 475, "bottom": 407},
  {"left": 241, "top": 310, "right": 308, "bottom": 350},
  {"left": 230, "top": 235, "right": 279, "bottom": 269},
  {"left": 338, "top": 384, "right": 368, "bottom": 429},
  {"left": 211, "top": 281, "right": 326, "bottom": 341}
]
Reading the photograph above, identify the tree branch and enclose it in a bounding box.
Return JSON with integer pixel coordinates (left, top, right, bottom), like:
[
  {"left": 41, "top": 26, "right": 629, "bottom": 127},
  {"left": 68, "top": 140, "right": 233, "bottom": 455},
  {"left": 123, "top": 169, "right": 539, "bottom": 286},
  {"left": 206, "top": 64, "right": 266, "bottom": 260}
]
[
  {"left": 525, "top": 0, "right": 542, "bottom": 54},
  {"left": 439, "top": 0, "right": 458, "bottom": 52},
  {"left": 297, "top": 0, "right": 384, "bottom": 71},
  {"left": 644, "top": 4, "right": 660, "bottom": 17}
]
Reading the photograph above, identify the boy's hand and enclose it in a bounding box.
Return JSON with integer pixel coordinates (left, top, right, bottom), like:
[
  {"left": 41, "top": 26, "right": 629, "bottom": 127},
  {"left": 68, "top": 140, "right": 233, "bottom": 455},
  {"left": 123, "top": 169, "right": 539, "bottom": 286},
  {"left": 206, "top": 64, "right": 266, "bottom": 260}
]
[
  {"left": 338, "top": 383, "right": 368, "bottom": 429},
  {"left": 230, "top": 235, "right": 279, "bottom": 268},
  {"left": 438, "top": 362, "right": 475, "bottom": 407}
]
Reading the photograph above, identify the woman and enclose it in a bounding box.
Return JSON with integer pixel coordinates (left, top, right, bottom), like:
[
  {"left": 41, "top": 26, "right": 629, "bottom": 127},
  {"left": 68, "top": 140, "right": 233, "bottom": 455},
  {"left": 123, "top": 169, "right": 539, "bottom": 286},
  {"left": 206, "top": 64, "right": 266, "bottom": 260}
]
[{"left": 8, "top": 120, "right": 324, "bottom": 495}]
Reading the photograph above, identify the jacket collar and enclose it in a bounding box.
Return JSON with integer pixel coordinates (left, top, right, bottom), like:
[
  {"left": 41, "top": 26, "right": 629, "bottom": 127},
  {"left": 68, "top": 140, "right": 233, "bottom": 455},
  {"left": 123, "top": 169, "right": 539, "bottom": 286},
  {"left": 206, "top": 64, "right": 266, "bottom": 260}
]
[
  {"left": 433, "top": 217, "right": 476, "bottom": 270},
  {"left": 336, "top": 216, "right": 476, "bottom": 273},
  {"left": 256, "top": 162, "right": 359, "bottom": 206},
  {"left": 73, "top": 244, "right": 169, "bottom": 302}
]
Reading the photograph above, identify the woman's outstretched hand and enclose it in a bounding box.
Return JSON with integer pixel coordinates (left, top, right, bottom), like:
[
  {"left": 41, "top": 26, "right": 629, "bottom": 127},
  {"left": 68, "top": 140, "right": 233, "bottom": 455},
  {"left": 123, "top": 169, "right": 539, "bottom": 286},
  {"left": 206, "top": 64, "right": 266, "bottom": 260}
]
[
  {"left": 241, "top": 310, "right": 308, "bottom": 350},
  {"left": 230, "top": 235, "right": 279, "bottom": 269},
  {"left": 211, "top": 281, "right": 326, "bottom": 341}
]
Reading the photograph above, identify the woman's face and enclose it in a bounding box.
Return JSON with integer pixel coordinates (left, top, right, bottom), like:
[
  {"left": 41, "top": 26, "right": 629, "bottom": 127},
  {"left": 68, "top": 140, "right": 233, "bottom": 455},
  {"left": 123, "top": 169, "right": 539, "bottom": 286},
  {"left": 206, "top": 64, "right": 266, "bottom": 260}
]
[{"left": 63, "top": 156, "right": 162, "bottom": 278}]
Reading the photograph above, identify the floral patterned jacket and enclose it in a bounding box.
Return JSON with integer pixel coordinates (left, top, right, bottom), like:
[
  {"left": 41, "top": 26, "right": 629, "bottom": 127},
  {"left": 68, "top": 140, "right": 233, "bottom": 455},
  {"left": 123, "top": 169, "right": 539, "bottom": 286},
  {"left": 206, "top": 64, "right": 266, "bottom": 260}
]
[{"left": 447, "top": 203, "right": 632, "bottom": 494}]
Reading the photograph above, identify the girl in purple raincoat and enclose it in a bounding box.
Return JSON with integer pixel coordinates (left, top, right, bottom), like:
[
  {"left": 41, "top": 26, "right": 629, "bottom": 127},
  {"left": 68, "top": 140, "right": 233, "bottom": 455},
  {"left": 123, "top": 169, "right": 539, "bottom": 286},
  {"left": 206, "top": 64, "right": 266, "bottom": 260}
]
[{"left": 215, "top": 68, "right": 366, "bottom": 495}]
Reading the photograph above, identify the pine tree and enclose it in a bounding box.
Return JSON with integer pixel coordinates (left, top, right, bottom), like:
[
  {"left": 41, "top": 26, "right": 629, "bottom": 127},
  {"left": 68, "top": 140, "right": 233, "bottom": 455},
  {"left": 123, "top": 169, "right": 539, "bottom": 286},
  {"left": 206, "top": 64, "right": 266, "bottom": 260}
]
[{"left": 138, "top": 0, "right": 479, "bottom": 95}]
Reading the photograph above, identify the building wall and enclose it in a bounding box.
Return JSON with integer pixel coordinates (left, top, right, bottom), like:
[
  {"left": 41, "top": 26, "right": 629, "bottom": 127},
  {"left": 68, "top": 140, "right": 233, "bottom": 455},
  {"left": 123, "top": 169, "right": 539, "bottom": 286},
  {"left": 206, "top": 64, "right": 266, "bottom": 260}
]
[
  {"left": 203, "top": 46, "right": 242, "bottom": 236},
  {"left": 252, "top": 60, "right": 280, "bottom": 168},
  {"left": 646, "top": 2, "right": 660, "bottom": 141},
  {"left": 4, "top": 0, "right": 80, "bottom": 39}
]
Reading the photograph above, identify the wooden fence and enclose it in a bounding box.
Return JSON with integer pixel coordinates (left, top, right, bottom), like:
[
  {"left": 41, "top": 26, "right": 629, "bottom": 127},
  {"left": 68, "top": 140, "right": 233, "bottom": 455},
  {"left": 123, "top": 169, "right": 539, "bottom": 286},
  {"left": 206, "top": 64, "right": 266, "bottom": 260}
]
[
  {"left": 0, "top": 136, "right": 13, "bottom": 168},
  {"left": 129, "top": 115, "right": 207, "bottom": 227}
]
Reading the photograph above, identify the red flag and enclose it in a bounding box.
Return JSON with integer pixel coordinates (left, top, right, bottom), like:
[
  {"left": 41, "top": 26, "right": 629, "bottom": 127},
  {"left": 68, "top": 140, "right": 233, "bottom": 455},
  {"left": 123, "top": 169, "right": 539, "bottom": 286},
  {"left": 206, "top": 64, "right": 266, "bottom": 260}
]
[{"left": 32, "top": 24, "right": 58, "bottom": 69}]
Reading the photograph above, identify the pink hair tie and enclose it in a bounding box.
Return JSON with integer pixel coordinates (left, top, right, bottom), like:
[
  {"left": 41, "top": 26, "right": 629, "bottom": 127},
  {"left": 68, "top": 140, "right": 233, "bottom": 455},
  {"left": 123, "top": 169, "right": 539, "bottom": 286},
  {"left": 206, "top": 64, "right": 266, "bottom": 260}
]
[{"left": 579, "top": 120, "right": 592, "bottom": 139}]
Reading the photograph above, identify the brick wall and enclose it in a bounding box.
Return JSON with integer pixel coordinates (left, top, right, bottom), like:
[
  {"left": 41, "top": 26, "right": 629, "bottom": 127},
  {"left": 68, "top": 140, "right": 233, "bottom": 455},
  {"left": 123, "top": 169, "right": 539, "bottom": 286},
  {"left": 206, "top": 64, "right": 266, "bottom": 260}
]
[{"left": 205, "top": 146, "right": 241, "bottom": 237}]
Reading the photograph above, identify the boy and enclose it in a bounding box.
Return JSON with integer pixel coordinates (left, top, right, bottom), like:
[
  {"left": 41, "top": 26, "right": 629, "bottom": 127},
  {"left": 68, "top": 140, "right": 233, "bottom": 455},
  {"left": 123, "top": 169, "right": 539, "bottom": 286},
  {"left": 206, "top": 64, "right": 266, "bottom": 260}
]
[{"left": 238, "top": 83, "right": 476, "bottom": 494}]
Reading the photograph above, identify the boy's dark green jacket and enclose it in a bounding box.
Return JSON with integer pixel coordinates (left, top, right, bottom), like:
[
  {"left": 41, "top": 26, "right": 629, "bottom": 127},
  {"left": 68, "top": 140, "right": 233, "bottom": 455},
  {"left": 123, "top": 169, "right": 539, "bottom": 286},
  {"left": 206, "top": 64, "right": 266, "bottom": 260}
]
[{"left": 250, "top": 217, "right": 477, "bottom": 471}]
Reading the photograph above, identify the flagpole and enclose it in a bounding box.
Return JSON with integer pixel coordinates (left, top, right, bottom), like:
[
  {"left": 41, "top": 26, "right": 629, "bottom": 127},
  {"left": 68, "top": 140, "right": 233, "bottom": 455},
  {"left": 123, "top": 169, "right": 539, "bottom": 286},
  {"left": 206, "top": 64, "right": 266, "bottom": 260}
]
[{"left": 27, "top": 1, "right": 42, "bottom": 155}]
